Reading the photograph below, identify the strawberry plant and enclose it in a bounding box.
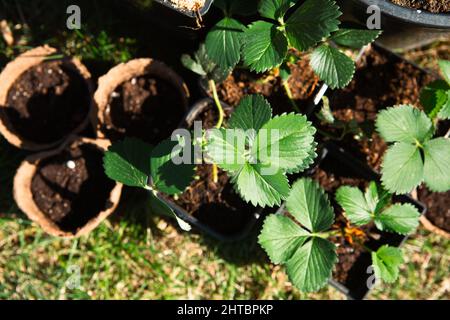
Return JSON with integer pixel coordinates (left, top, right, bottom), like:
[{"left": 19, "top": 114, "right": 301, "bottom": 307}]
[
  {"left": 259, "top": 178, "right": 420, "bottom": 292},
  {"left": 376, "top": 105, "right": 450, "bottom": 194},
  {"left": 205, "top": 94, "right": 318, "bottom": 207},
  {"left": 182, "top": 43, "right": 230, "bottom": 130},
  {"left": 205, "top": 0, "right": 381, "bottom": 90},
  {"left": 103, "top": 137, "right": 195, "bottom": 230},
  {"left": 420, "top": 59, "right": 450, "bottom": 121}
]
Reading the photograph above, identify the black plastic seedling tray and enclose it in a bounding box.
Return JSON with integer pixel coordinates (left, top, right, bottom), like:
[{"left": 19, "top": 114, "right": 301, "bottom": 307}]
[
  {"left": 321, "top": 143, "right": 426, "bottom": 300},
  {"left": 154, "top": 0, "right": 214, "bottom": 18}
]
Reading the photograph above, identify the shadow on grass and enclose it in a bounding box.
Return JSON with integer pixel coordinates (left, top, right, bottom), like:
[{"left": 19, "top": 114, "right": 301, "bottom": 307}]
[{"left": 111, "top": 186, "right": 270, "bottom": 267}]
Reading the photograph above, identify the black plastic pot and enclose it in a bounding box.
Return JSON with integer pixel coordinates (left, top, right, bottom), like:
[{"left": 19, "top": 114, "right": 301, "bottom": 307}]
[
  {"left": 154, "top": 0, "right": 214, "bottom": 17},
  {"left": 161, "top": 98, "right": 263, "bottom": 242},
  {"left": 316, "top": 143, "right": 426, "bottom": 300},
  {"left": 338, "top": 0, "right": 450, "bottom": 50}
]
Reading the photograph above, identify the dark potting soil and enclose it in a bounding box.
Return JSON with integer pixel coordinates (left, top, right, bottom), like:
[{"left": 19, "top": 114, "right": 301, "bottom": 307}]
[
  {"left": 31, "top": 144, "right": 115, "bottom": 233},
  {"left": 217, "top": 53, "right": 319, "bottom": 115},
  {"left": 167, "top": 104, "right": 256, "bottom": 235},
  {"left": 418, "top": 187, "right": 450, "bottom": 232},
  {"left": 322, "top": 46, "right": 434, "bottom": 170},
  {"left": 4, "top": 60, "right": 90, "bottom": 144},
  {"left": 103, "top": 75, "right": 185, "bottom": 144},
  {"left": 390, "top": 0, "right": 450, "bottom": 13}
]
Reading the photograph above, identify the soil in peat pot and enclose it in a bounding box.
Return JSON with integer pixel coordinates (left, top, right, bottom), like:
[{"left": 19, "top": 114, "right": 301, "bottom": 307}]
[
  {"left": 164, "top": 104, "right": 256, "bottom": 235},
  {"left": 320, "top": 46, "right": 434, "bottom": 171},
  {"left": 31, "top": 144, "right": 115, "bottom": 233},
  {"left": 102, "top": 75, "right": 185, "bottom": 145},
  {"left": 217, "top": 53, "right": 320, "bottom": 115},
  {"left": 390, "top": 0, "right": 450, "bottom": 13},
  {"left": 418, "top": 187, "right": 450, "bottom": 233},
  {"left": 3, "top": 60, "right": 90, "bottom": 144}
]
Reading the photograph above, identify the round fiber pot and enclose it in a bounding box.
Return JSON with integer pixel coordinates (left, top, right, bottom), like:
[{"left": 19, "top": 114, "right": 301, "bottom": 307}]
[
  {"left": 13, "top": 137, "right": 123, "bottom": 238},
  {"left": 0, "top": 46, "right": 94, "bottom": 151},
  {"left": 94, "top": 58, "right": 189, "bottom": 145}
]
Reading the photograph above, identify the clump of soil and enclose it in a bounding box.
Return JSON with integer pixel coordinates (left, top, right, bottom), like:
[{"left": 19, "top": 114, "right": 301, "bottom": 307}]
[
  {"left": 4, "top": 60, "right": 90, "bottom": 144},
  {"left": 418, "top": 187, "right": 450, "bottom": 232},
  {"left": 320, "top": 45, "right": 434, "bottom": 170},
  {"left": 166, "top": 103, "right": 256, "bottom": 235},
  {"left": 217, "top": 53, "right": 319, "bottom": 115},
  {"left": 103, "top": 75, "right": 185, "bottom": 144},
  {"left": 31, "top": 144, "right": 115, "bottom": 232},
  {"left": 390, "top": 0, "right": 450, "bottom": 13}
]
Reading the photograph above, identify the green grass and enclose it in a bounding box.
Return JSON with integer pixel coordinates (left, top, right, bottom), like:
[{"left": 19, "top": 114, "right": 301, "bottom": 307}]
[{"left": 0, "top": 0, "right": 449, "bottom": 300}]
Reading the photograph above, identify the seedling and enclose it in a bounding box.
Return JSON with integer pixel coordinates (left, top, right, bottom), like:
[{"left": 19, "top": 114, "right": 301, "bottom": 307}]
[
  {"left": 205, "top": 0, "right": 381, "bottom": 91},
  {"left": 182, "top": 43, "right": 230, "bottom": 129},
  {"left": 103, "top": 137, "right": 195, "bottom": 231},
  {"left": 182, "top": 43, "right": 232, "bottom": 182},
  {"left": 205, "top": 94, "right": 318, "bottom": 207},
  {"left": 420, "top": 60, "right": 450, "bottom": 122},
  {"left": 259, "top": 178, "right": 420, "bottom": 292},
  {"left": 376, "top": 105, "right": 450, "bottom": 194}
]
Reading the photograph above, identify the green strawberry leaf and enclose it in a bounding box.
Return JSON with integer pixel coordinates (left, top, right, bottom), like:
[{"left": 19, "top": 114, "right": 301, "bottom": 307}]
[
  {"left": 150, "top": 139, "right": 195, "bottom": 195},
  {"left": 331, "top": 29, "right": 382, "bottom": 48},
  {"left": 438, "top": 91, "right": 450, "bottom": 120},
  {"left": 381, "top": 142, "right": 424, "bottom": 194},
  {"left": 233, "top": 163, "right": 290, "bottom": 207},
  {"left": 258, "top": 214, "right": 310, "bottom": 264},
  {"left": 310, "top": 45, "right": 355, "bottom": 89},
  {"left": 181, "top": 54, "right": 207, "bottom": 76},
  {"left": 286, "top": 237, "right": 337, "bottom": 292},
  {"left": 258, "top": 178, "right": 337, "bottom": 293},
  {"left": 423, "top": 138, "right": 450, "bottom": 192},
  {"left": 438, "top": 59, "right": 450, "bottom": 85},
  {"left": 228, "top": 94, "right": 272, "bottom": 143},
  {"left": 335, "top": 186, "right": 372, "bottom": 226},
  {"left": 205, "top": 128, "right": 247, "bottom": 173},
  {"left": 148, "top": 191, "right": 191, "bottom": 232},
  {"left": 285, "top": 141, "right": 317, "bottom": 175},
  {"left": 372, "top": 245, "right": 404, "bottom": 283},
  {"left": 258, "top": 0, "right": 297, "bottom": 20},
  {"left": 285, "top": 0, "right": 341, "bottom": 51},
  {"left": 376, "top": 105, "right": 433, "bottom": 144},
  {"left": 286, "top": 178, "right": 334, "bottom": 233},
  {"left": 252, "top": 113, "right": 317, "bottom": 173},
  {"left": 242, "top": 21, "right": 288, "bottom": 73},
  {"left": 420, "top": 80, "right": 450, "bottom": 120},
  {"left": 205, "top": 18, "right": 246, "bottom": 70},
  {"left": 375, "top": 203, "right": 420, "bottom": 235},
  {"left": 103, "top": 138, "right": 152, "bottom": 188}
]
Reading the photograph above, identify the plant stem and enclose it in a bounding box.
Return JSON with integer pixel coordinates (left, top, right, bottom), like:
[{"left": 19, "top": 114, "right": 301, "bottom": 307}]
[
  {"left": 445, "top": 128, "right": 450, "bottom": 139},
  {"left": 208, "top": 79, "right": 223, "bottom": 183},
  {"left": 282, "top": 81, "right": 300, "bottom": 113},
  {"left": 315, "top": 229, "right": 341, "bottom": 238},
  {"left": 209, "top": 79, "right": 224, "bottom": 129}
]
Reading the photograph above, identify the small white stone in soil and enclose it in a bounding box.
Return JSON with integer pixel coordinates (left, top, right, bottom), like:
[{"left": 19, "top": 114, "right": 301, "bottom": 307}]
[
  {"left": 131, "top": 78, "right": 137, "bottom": 85},
  {"left": 111, "top": 91, "right": 120, "bottom": 98},
  {"left": 47, "top": 69, "right": 53, "bottom": 74},
  {"left": 67, "top": 160, "right": 76, "bottom": 169},
  {"left": 417, "top": 10, "right": 422, "bottom": 13}
]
